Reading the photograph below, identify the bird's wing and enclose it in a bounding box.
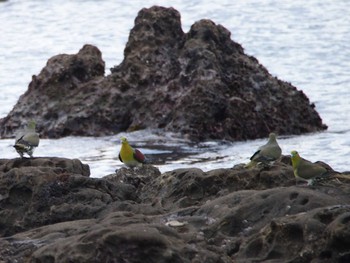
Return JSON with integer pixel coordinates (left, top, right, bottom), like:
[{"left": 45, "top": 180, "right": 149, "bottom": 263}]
[
  {"left": 250, "top": 144, "right": 280, "bottom": 162},
  {"left": 21, "top": 133, "right": 40, "bottom": 147},
  {"left": 260, "top": 143, "right": 281, "bottom": 159},
  {"left": 298, "top": 160, "right": 327, "bottom": 180},
  {"left": 118, "top": 153, "right": 123, "bottom": 163},
  {"left": 250, "top": 150, "right": 261, "bottom": 161},
  {"left": 134, "top": 149, "right": 146, "bottom": 163},
  {"left": 15, "top": 130, "right": 26, "bottom": 143},
  {"left": 15, "top": 134, "right": 25, "bottom": 144}
]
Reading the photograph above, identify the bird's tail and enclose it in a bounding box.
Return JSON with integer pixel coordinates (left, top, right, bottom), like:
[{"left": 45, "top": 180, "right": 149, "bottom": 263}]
[
  {"left": 332, "top": 173, "right": 350, "bottom": 183},
  {"left": 13, "top": 143, "right": 30, "bottom": 151},
  {"left": 244, "top": 160, "right": 258, "bottom": 169},
  {"left": 313, "top": 171, "right": 349, "bottom": 185}
]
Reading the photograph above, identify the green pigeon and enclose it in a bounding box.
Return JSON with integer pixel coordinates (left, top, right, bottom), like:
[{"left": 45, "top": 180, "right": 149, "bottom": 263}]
[
  {"left": 290, "top": 150, "right": 328, "bottom": 185},
  {"left": 14, "top": 120, "right": 40, "bottom": 158},
  {"left": 246, "top": 133, "right": 282, "bottom": 168},
  {"left": 118, "top": 137, "right": 146, "bottom": 168}
]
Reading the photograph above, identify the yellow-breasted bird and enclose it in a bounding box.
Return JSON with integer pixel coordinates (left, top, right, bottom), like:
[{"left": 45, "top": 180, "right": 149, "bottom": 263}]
[
  {"left": 246, "top": 133, "right": 282, "bottom": 168},
  {"left": 118, "top": 137, "right": 146, "bottom": 168},
  {"left": 14, "top": 120, "right": 40, "bottom": 158},
  {"left": 290, "top": 150, "right": 328, "bottom": 185}
]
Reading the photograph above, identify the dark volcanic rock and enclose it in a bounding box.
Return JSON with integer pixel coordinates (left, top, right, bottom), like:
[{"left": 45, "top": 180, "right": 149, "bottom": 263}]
[
  {"left": 0, "top": 6, "right": 326, "bottom": 140},
  {"left": 0, "top": 157, "right": 136, "bottom": 237},
  {"left": 0, "top": 44, "right": 105, "bottom": 138},
  {"left": 1, "top": 156, "right": 350, "bottom": 262}
]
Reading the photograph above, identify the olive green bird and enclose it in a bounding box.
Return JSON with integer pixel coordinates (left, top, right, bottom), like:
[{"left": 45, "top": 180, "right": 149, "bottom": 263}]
[
  {"left": 290, "top": 150, "right": 328, "bottom": 185},
  {"left": 118, "top": 137, "right": 146, "bottom": 168},
  {"left": 14, "top": 120, "right": 40, "bottom": 158},
  {"left": 246, "top": 133, "right": 282, "bottom": 168}
]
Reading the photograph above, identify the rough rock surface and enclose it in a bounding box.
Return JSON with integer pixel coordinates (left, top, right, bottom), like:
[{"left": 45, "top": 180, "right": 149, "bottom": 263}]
[
  {"left": 0, "top": 158, "right": 135, "bottom": 237},
  {"left": 0, "top": 6, "right": 326, "bottom": 140},
  {"left": 0, "top": 156, "right": 350, "bottom": 262}
]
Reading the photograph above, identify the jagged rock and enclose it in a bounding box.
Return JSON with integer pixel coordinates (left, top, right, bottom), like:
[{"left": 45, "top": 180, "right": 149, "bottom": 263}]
[
  {"left": 1, "top": 156, "right": 350, "bottom": 262},
  {"left": 0, "top": 6, "right": 326, "bottom": 140}
]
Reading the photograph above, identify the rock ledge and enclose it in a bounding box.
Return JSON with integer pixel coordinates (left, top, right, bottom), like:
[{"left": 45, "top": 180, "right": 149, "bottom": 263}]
[{"left": 1, "top": 157, "right": 350, "bottom": 262}]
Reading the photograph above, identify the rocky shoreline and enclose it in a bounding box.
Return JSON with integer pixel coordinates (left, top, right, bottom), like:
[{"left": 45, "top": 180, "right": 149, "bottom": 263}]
[
  {"left": 0, "top": 157, "right": 349, "bottom": 262},
  {"left": 0, "top": 5, "right": 342, "bottom": 262}
]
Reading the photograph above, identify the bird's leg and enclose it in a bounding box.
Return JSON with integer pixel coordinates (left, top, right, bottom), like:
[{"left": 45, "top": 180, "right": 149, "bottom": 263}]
[{"left": 28, "top": 147, "right": 34, "bottom": 158}]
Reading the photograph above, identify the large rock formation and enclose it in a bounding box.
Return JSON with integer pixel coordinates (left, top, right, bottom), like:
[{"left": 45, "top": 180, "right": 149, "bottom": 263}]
[
  {"left": 0, "top": 6, "right": 327, "bottom": 140},
  {"left": 0, "top": 156, "right": 350, "bottom": 262}
]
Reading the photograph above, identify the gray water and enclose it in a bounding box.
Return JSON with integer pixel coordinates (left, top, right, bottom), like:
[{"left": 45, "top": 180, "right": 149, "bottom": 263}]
[{"left": 0, "top": 0, "right": 349, "bottom": 177}]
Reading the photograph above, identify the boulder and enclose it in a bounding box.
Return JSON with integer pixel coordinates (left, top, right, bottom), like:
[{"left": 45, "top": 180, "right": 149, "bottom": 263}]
[
  {"left": 0, "top": 44, "right": 105, "bottom": 138},
  {"left": 1, "top": 156, "right": 350, "bottom": 262},
  {"left": 0, "top": 6, "right": 326, "bottom": 140},
  {"left": 0, "top": 157, "right": 90, "bottom": 176},
  {"left": 0, "top": 157, "right": 136, "bottom": 237}
]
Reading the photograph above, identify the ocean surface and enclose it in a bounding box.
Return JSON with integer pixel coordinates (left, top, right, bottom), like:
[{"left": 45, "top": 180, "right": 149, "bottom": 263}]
[{"left": 0, "top": 0, "right": 349, "bottom": 177}]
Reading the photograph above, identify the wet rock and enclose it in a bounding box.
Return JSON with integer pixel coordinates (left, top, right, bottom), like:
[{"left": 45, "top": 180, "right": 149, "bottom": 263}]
[
  {"left": 0, "top": 157, "right": 90, "bottom": 176},
  {"left": 1, "top": 156, "right": 350, "bottom": 262},
  {"left": 0, "top": 6, "right": 326, "bottom": 140}
]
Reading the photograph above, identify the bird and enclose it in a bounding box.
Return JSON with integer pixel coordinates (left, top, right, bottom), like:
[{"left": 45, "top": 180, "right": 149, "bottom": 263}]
[
  {"left": 118, "top": 137, "right": 146, "bottom": 168},
  {"left": 246, "top": 133, "right": 282, "bottom": 168},
  {"left": 290, "top": 150, "right": 328, "bottom": 185},
  {"left": 14, "top": 120, "right": 40, "bottom": 158}
]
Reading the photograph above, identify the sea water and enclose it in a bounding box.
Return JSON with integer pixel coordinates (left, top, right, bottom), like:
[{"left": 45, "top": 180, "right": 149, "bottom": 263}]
[{"left": 0, "top": 0, "right": 349, "bottom": 177}]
